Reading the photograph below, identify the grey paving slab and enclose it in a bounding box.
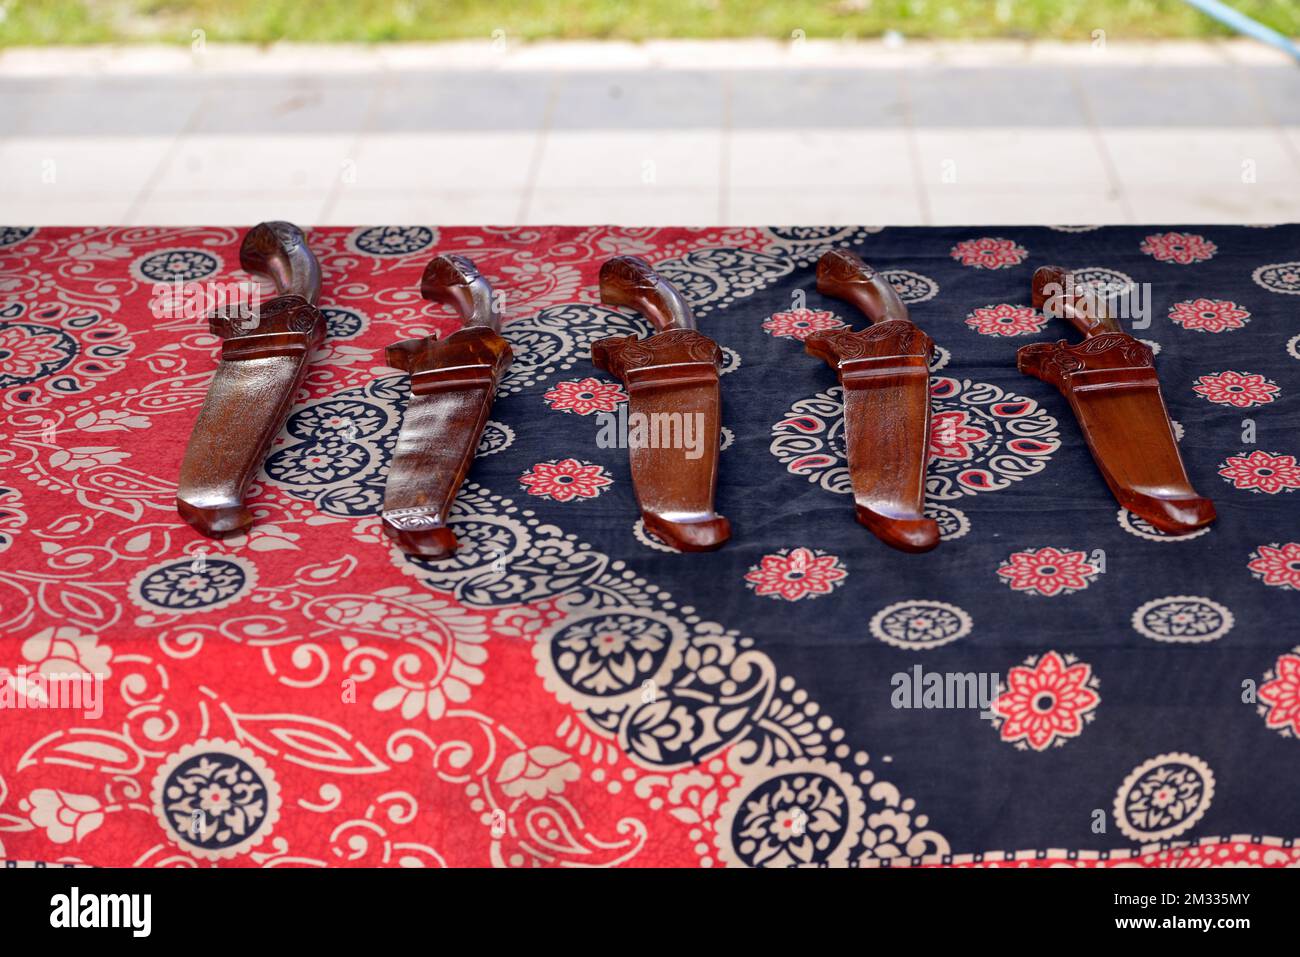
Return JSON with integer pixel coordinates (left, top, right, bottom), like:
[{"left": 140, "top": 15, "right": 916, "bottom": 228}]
[{"left": 1, "top": 40, "right": 1297, "bottom": 227}]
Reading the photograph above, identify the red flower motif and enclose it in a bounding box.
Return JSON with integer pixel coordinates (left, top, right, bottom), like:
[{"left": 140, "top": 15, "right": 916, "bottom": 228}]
[
  {"left": 1259, "top": 652, "right": 1300, "bottom": 737},
  {"left": 1193, "top": 371, "right": 1279, "bottom": 408},
  {"left": 762, "top": 309, "right": 846, "bottom": 342},
  {"left": 950, "top": 237, "right": 1028, "bottom": 270},
  {"left": 992, "top": 651, "right": 1100, "bottom": 751},
  {"left": 543, "top": 377, "right": 627, "bottom": 415},
  {"left": 1248, "top": 543, "right": 1300, "bottom": 591},
  {"left": 929, "top": 409, "right": 990, "bottom": 461},
  {"left": 997, "top": 546, "right": 1100, "bottom": 597},
  {"left": 1218, "top": 451, "right": 1300, "bottom": 494},
  {"left": 1140, "top": 232, "right": 1217, "bottom": 265},
  {"left": 744, "top": 547, "right": 847, "bottom": 602},
  {"left": 519, "top": 458, "right": 612, "bottom": 502},
  {"left": 964, "top": 303, "right": 1046, "bottom": 337},
  {"left": 1169, "top": 298, "right": 1250, "bottom": 333}
]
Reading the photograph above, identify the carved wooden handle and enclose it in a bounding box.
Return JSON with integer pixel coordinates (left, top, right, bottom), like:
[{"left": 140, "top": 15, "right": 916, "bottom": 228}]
[
  {"left": 177, "top": 222, "right": 325, "bottom": 537},
  {"left": 815, "top": 249, "right": 909, "bottom": 325},
  {"left": 599, "top": 256, "right": 695, "bottom": 332},
  {"left": 239, "top": 220, "right": 322, "bottom": 305},
  {"left": 380, "top": 256, "right": 513, "bottom": 558},
  {"left": 420, "top": 254, "right": 501, "bottom": 330},
  {"left": 1019, "top": 267, "right": 1215, "bottom": 535},
  {"left": 1031, "top": 265, "right": 1122, "bottom": 338}
]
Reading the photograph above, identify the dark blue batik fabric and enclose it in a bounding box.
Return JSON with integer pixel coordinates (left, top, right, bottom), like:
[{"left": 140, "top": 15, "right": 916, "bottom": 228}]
[{"left": 462, "top": 224, "right": 1300, "bottom": 865}]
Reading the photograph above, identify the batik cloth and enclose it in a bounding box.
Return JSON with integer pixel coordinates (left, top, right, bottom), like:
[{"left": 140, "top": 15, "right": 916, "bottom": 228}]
[{"left": 1, "top": 224, "right": 1298, "bottom": 867}]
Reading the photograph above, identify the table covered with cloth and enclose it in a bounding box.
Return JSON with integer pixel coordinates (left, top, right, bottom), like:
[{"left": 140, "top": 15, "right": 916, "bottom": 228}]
[{"left": 0, "top": 223, "right": 1298, "bottom": 869}]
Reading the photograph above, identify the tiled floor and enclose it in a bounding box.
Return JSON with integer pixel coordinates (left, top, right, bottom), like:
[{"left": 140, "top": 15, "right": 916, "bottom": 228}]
[{"left": 1, "top": 39, "right": 1298, "bottom": 226}]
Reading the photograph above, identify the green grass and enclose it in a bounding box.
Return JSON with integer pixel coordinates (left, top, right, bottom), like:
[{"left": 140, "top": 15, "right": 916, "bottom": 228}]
[{"left": 1, "top": 0, "right": 1298, "bottom": 46}]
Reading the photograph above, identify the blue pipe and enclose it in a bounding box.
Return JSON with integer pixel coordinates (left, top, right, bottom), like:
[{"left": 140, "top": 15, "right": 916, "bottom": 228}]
[{"left": 1182, "top": 0, "right": 1300, "bottom": 62}]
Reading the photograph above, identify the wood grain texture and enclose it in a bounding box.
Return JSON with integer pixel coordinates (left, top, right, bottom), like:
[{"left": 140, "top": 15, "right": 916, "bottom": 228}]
[
  {"left": 1018, "top": 264, "right": 1216, "bottom": 534},
  {"left": 176, "top": 221, "right": 324, "bottom": 537},
  {"left": 807, "top": 249, "right": 940, "bottom": 553},
  {"left": 593, "top": 255, "right": 729, "bottom": 551},
  {"left": 380, "top": 255, "right": 513, "bottom": 558}
]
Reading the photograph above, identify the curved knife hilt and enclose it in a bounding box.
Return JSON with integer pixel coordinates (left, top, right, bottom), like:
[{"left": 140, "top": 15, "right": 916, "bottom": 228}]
[
  {"left": 815, "top": 249, "right": 910, "bottom": 325},
  {"left": 594, "top": 257, "right": 728, "bottom": 551},
  {"left": 809, "top": 250, "right": 939, "bottom": 552},
  {"left": 1019, "top": 265, "right": 1215, "bottom": 535},
  {"left": 1030, "top": 264, "right": 1122, "bottom": 337},
  {"left": 239, "top": 220, "right": 321, "bottom": 305},
  {"left": 599, "top": 255, "right": 696, "bottom": 332},
  {"left": 380, "top": 255, "right": 513, "bottom": 559},
  {"left": 177, "top": 224, "right": 326, "bottom": 538},
  {"left": 420, "top": 253, "right": 502, "bottom": 330}
]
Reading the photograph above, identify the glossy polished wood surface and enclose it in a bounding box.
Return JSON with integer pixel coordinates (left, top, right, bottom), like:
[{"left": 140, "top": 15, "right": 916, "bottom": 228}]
[
  {"left": 807, "top": 249, "right": 939, "bottom": 552},
  {"left": 381, "top": 255, "right": 513, "bottom": 558},
  {"left": 593, "top": 256, "right": 730, "bottom": 551},
  {"left": 1018, "top": 265, "right": 1216, "bottom": 534},
  {"left": 176, "top": 221, "right": 325, "bottom": 537}
]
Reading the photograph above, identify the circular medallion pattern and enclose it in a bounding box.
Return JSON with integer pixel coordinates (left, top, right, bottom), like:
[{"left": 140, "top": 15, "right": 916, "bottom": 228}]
[
  {"left": 716, "top": 759, "right": 865, "bottom": 868},
  {"left": 130, "top": 555, "right": 258, "bottom": 614},
  {"left": 1131, "top": 596, "right": 1233, "bottom": 643},
  {"left": 535, "top": 608, "right": 687, "bottom": 710},
  {"left": 0, "top": 322, "right": 79, "bottom": 389},
  {"left": 1113, "top": 752, "right": 1214, "bottom": 843},
  {"left": 870, "top": 600, "right": 972, "bottom": 650},
  {"left": 130, "top": 248, "right": 222, "bottom": 283},
  {"left": 321, "top": 306, "right": 369, "bottom": 340},
  {"left": 0, "top": 226, "right": 36, "bottom": 247},
  {"left": 150, "top": 739, "right": 281, "bottom": 861},
  {"left": 1252, "top": 261, "right": 1300, "bottom": 295},
  {"left": 347, "top": 225, "right": 436, "bottom": 257}
]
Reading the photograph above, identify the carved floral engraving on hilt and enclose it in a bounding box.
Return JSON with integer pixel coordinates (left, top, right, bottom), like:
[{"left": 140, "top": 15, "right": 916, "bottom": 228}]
[
  {"left": 207, "top": 295, "right": 326, "bottom": 361},
  {"left": 1017, "top": 332, "right": 1154, "bottom": 388},
  {"left": 805, "top": 319, "right": 933, "bottom": 370},
  {"left": 388, "top": 326, "right": 514, "bottom": 393},
  {"left": 591, "top": 328, "right": 723, "bottom": 381},
  {"left": 816, "top": 248, "right": 880, "bottom": 286}
]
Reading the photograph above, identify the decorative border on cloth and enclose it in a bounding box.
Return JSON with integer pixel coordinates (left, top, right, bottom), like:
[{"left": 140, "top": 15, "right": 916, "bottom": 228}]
[{"left": 915, "top": 835, "right": 1300, "bottom": 868}]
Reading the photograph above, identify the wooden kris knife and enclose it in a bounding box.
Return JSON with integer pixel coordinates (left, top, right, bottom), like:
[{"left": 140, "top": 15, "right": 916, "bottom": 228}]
[
  {"left": 1018, "top": 265, "right": 1216, "bottom": 534},
  {"left": 806, "top": 250, "right": 940, "bottom": 553},
  {"left": 593, "top": 255, "right": 730, "bottom": 551},
  {"left": 176, "top": 221, "right": 325, "bottom": 537},
  {"left": 380, "top": 254, "right": 513, "bottom": 558}
]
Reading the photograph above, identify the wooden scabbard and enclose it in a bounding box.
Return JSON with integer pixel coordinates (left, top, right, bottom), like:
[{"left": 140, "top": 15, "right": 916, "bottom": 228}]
[
  {"left": 176, "top": 221, "right": 324, "bottom": 537},
  {"left": 1018, "top": 265, "right": 1216, "bottom": 534},
  {"left": 593, "top": 256, "right": 730, "bottom": 552},
  {"left": 806, "top": 249, "right": 940, "bottom": 553},
  {"left": 380, "top": 255, "right": 512, "bottom": 558}
]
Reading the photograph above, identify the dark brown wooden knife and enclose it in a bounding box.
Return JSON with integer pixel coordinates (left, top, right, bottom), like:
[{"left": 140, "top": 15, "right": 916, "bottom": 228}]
[
  {"left": 1019, "top": 265, "right": 1215, "bottom": 534},
  {"left": 593, "top": 256, "right": 730, "bottom": 551},
  {"left": 380, "top": 254, "right": 513, "bottom": 558},
  {"left": 806, "top": 250, "right": 940, "bottom": 552},
  {"left": 176, "top": 221, "right": 325, "bottom": 537}
]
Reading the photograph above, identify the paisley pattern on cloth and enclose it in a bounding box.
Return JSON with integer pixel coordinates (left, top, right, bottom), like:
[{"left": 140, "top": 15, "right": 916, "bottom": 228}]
[{"left": 1, "top": 224, "right": 1298, "bottom": 868}]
